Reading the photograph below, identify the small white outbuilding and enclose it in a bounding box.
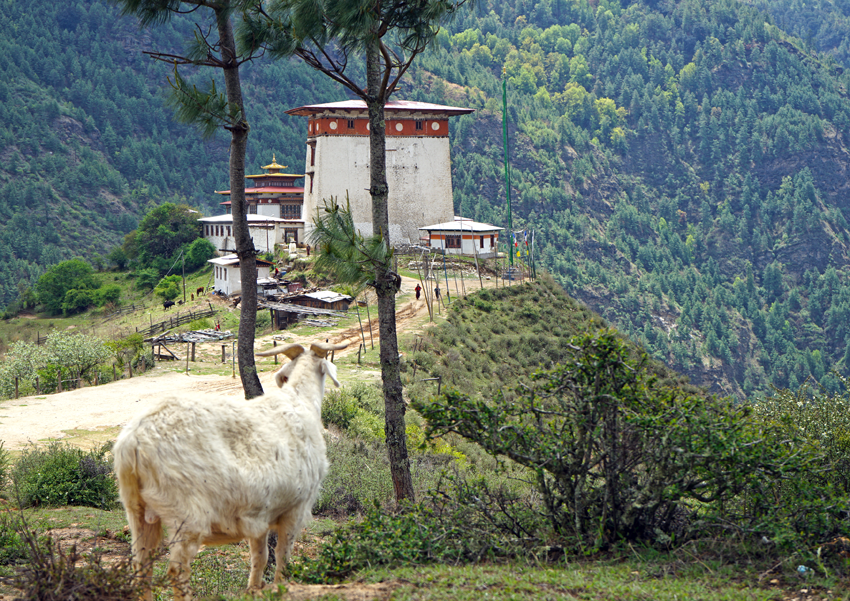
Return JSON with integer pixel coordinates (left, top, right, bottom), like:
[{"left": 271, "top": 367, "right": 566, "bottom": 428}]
[
  {"left": 208, "top": 254, "right": 275, "bottom": 296},
  {"left": 418, "top": 217, "right": 503, "bottom": 259}
]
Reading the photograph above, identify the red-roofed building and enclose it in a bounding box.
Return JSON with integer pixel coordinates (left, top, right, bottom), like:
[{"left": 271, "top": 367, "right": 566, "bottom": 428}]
[
  {"left": 286, "top": 99, "right": 473, "bottom": 245},
  {"left": 216, "top": 155, "right": 305, "bottom": 243}
]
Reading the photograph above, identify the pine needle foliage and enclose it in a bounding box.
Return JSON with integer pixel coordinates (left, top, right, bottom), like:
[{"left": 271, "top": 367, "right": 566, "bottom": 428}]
[
  {"left": 166, "top": 67, "right": 241, "bottom": 140},
  {"left": 309, "top": 196, "right": 393, "bottom": 292}
]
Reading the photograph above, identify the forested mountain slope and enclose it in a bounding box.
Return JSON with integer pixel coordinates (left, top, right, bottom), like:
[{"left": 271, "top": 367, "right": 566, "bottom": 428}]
[
  {"left": 4, "top": 0, "right": 850, "bottom": 398},
  {"left": 414, "top": 0, "right": 850, "bottom": 398},
  {"left": 0, "top": 0, "right": 340, "bottom": 305}
]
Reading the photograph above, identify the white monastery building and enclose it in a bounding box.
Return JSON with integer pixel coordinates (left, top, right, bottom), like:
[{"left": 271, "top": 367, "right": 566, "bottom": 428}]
[
  {"left": 419, "top": 217, "right": 503, "bottom": 259},
  {"left": 285, "top": 99, "right": 474, "bottom": 245},
  {"left": 208, "top": 254, "right": 274, "bottom": 296},
  {"left": 198, "top": 214, "right": 288, "bottom": 254},
  {"left": 214, "top": 156, "right": 305, "bottom": 243}
]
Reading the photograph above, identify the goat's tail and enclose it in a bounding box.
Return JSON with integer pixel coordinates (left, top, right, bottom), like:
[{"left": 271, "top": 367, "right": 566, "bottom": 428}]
[{"left": 114, "top": 439, "right": 161, "bottom": 601}]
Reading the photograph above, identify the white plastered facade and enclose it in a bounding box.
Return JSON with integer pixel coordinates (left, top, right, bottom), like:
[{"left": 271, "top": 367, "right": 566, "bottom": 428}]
[{"left": 304, "top": 131, "right": 454, "bottom": 245}]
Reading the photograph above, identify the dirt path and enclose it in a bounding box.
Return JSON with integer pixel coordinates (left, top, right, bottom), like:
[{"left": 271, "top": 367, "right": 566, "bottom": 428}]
[{"left": 0, "top": 274, "right": 497, "bottom": 451}]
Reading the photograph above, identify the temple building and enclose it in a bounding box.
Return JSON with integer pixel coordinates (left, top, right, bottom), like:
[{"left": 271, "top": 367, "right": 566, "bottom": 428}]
[
  {"left": 285, "top": 99, "right": 474, "bottom": 245},
  {"left": 215, "top": 155, "right": 305, "bottom": 243}
]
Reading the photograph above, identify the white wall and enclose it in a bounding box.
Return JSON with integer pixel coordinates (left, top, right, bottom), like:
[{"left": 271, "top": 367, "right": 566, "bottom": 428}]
[
  {"left": 203, "top": 224, "right": 283, "bottom": 253},
  {"left": 213, "top": 264, "right": 271, "bottom": 296},
  {"left": 304, "top": 135, "right": 454, "bottom": 245}
]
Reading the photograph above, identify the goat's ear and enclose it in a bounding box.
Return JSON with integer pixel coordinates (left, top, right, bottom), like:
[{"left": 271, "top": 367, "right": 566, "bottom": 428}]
[
  {"left": 274, "top": 360, "right": 297, "bottom": 388},
  {"left": 322, "top": 359, "right": 341, "bottom": 387}
]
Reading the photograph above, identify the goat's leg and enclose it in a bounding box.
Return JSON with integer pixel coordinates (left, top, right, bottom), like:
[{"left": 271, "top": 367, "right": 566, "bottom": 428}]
[
  {"left": 167, "top": 532, "right": 201, "bottom": 601},
  {"left": 128, "top": 504, "right": 161, "bottom": 601},
  {"left": 272, "top": 507, "right": 310, "bottom": 583},
  {"left": 247, "top": 533, "right": 270, "bottom": 590}
]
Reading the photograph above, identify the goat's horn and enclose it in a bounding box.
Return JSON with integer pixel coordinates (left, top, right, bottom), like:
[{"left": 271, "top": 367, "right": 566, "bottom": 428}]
[
  {"left": 256, "top": 344, "right": 306, "bottom": 360},
  {"left": 310, "top": 342, "right": 349, "bottom": 358}
]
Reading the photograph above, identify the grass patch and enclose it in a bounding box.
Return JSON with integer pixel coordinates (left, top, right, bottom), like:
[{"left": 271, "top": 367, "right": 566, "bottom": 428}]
[{"left": 360, "top": 562, "right": 786, "bottom": 601}]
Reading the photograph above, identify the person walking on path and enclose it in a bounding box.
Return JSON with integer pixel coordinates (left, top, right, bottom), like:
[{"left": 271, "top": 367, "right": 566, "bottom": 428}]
[{"left": 415, "top": 284, "right": 422, "bottom": 300}]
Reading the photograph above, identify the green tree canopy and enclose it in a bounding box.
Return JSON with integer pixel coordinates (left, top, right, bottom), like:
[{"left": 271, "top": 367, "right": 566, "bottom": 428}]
[
  {"left": 132, "top": 203, "right": 202, "bottom": 266},
  {"left": 35, "top": 259, "right": 99, "bottom": 316}
]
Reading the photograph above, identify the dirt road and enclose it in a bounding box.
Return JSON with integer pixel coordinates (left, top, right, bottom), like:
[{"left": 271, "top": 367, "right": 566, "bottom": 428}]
[{"left": 0, "top": 274, "right": 493, "bottom": 451}]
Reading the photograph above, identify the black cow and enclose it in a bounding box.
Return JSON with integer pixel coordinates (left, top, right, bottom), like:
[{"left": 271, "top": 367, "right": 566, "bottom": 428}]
[{"left": 163, "top": 300, "right": 176, "bottom": 310}]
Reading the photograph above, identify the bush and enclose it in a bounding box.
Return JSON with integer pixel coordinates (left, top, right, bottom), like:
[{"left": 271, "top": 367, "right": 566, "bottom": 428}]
[
  {"left": 11, "top": 443, "right": 118, "bottom": 510},
  {"left": 154, "top": 274, "right": 182, "bottom": 301},
  {"left": 415, "top": 330, "right": 822, "bottom": 550},
  {"left": 315, "top": 437, "right": 394, "bottom": 516},
  {"left": 134, "top": 268, "right": 160, "bottom": 291},
  {"left": 184, "top": 237, "right": 216, "bottom": 270},
  {"left": 291, "top": 502, "right": 472, "bottom": 583},
  {"left": 93, "top": 284, "right": 121, "bottom": 306},
  {"left": 188, "top": 317, "right": 213, "bottom": 330},
  {"left": 1, "top": 521, "right": 150, "bottom": 600},
  {"left": 322, "top": 382, "right": 384, "bottom": 440}
]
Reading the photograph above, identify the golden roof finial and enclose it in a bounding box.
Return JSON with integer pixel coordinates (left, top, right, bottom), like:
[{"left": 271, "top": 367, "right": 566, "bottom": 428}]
[{"left": 262, "top": 154, "right": 286, "bottom": 171}]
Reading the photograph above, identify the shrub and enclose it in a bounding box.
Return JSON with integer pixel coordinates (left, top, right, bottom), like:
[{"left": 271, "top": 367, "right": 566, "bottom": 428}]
[
  {"left": 134, "top": 268, "right": 160, "bottom": 291},
  {"left": 11, "top": 443, "right": 117, "bottom": 510},
  {"left": 322, "top": 382, "right": 384, "bottom": 439},
  {"left": 61, "top": 288, "right": 95, "bottom": 314},
  {"left": 93, "top": 284, "right": 121, "bottom": 306},
  {"left": 184, "top": 237, "right": 216, "bottom": 270},
  {"left": 154, "top": 274, "right": 182, "bottom": 301},
  {"left": 315, "top": 437, "right": 394, "bottom": 516},
  {"left": 188, "top": 317, "right": 213, "bottom": 330},
  {"left": 291, "top": 503, "right": 471, "bottom": 583},
  {"left": 415, "top": 330, "right": 820, "bottom": 550},
  {"left": 0, "top": 516, "right": 30, "bottom": 566},
  {"left": 1, "top": 521, "right": 151, "bottom": 600}
]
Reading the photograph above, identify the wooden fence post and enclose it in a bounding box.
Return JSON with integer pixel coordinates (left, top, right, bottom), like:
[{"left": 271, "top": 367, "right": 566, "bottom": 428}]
[
  {"left": 128, "top": 360, "right": 133, "bottom": 378},
  {"left": 222, "top": 344, "right": 226, "bottom": 363},
  {"left": 35, "top": 375, "right": 40, "bottom": 395},
  {"left": 14, "top": 377, "right": 18, "bottom": 399},
  {"left": 113, "top": 364, "right": 116, "bottom": 382},
  {"left": 273, "top": 340, "right": 277, "bottom": 364},
  {"left": 57, "top": 369, "right": 62, "bottom": 393}
]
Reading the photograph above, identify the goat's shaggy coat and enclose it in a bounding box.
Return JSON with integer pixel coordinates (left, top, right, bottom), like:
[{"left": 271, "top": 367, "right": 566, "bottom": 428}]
[{"left": 113, "top": 342, "right": 345, "bottom": 601}]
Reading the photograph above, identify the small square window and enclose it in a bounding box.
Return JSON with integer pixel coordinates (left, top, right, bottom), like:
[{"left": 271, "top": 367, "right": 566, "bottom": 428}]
[
  {"left": 415, "top": 120, "right": 424, "bottom": 131},
  {"left": 347, "top": 119, "right": 355, "bottom": 129}
]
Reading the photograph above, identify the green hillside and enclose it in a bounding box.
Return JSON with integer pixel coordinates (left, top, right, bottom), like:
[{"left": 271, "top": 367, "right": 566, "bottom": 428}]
[
  {"left": 417, "top": 0, "right": 850, "bottom": 398},
  {"left": 4, "top": 0, "right": 850, "bottom": 398},
  {"left": 0, "top": 0, "right": 342, "bottom": 305}
]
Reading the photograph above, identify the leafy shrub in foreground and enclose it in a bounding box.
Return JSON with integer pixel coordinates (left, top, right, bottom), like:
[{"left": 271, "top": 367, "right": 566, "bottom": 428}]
[
  {"left": 1, "top": 521, "right": 149, "bottom": 600},
  {"left": 11, "top": 443, "right": 117, "bottom": 509},
  {"left": 291, "top": 503, "right": 472, "bottom": 583},
  {"left": 415, "top": 330, "right": 835, "bottom": 550}
]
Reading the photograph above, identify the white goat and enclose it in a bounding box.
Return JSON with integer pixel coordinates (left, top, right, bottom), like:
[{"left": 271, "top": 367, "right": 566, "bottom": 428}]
[{"left": 113, "top": 341, "right": 347, "bottom": 601}]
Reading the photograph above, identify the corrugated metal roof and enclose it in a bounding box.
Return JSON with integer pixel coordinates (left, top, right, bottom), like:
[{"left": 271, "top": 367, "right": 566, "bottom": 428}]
[
  {"left": 301, "top": 291, "right": 353, "bottom": 303},
  {"left": 286, "top": 99, "right": 474, "bottom": 117}
]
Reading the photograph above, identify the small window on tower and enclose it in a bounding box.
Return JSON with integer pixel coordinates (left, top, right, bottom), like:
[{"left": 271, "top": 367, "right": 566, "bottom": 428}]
[
  {"left": 347, "top": 119, "right": 355, "bottom": 129},
  {"left": 415, "top": 120, "right": 424, "bottom": 131}
]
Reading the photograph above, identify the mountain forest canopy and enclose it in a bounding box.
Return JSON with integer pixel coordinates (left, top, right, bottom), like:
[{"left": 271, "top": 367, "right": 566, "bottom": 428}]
[{"left": 3, "top": 0, "right": 850, "bottom": 398}]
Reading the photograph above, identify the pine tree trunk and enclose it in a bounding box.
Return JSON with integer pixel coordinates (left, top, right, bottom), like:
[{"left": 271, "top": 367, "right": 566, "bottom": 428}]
[
  {"left": 217, "top": 11, "right": 263, "bottom": 399},
  {"left": 366, "top": 42, "right": 415, "bottom": 503}
]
